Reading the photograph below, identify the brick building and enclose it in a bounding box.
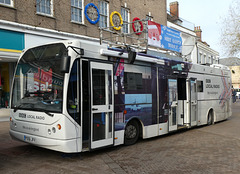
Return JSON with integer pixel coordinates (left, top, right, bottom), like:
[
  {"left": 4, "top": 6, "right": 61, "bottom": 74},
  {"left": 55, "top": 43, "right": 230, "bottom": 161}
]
[{"left": 0, "top": 0, "right": 167, "bottom": 108}]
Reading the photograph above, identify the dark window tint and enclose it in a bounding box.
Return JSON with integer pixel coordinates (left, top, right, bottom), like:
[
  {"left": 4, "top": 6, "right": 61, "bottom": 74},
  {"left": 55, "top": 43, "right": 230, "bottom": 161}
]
[
  {"left": 178, "top": 78, "right": 186, "bottom": 100},
  {"left": 197, "top": 80, "right": 203, "bottom": 92},
  {"left": 67, "top": 59, "right": 80, "bottom": 124},
  {"left": 124, "top": 72, "right": 143, "bottom": 90},
  {"left": 92, "top": 69, "right": 106, "bottom": 105}
]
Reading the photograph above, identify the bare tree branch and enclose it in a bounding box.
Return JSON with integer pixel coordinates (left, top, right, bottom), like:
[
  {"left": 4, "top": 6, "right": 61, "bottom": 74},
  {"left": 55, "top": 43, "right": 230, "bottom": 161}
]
[{"left": 221, "top": 0, "right": 240, "bottom": 57}]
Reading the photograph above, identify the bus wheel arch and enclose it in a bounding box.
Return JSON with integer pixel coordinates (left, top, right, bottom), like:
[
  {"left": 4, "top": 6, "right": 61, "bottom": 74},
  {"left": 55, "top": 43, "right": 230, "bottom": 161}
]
[
  {"left": 124, "top": 118, "right": 143, "bottom": 145},
  {"left": 207, "top": 109, "right": 214, "bottom": 125}
]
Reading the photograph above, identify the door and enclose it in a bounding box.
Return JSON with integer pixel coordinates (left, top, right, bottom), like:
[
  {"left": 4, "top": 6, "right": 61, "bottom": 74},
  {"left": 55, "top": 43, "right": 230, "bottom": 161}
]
[
  {"left": 90, "top": 62, "right": 114, "bottom": 149},
  {"left": 168, "top": 79, "right": 178, "bottom": 131},
  {"left": 190, "top": 79, "right": 197, "bottom": 126}
]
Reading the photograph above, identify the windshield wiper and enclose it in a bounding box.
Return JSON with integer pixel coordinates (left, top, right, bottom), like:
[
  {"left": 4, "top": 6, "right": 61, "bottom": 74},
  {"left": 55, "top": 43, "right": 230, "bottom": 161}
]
[
  {"left": 45, "top": 111, "right": 54, "bottom": 117},
  {"left": 13, "top": 105, "right": 22, "bottom": 112},
  {"left": 34, "top": 108, "right": 54, "bottom": 117}
]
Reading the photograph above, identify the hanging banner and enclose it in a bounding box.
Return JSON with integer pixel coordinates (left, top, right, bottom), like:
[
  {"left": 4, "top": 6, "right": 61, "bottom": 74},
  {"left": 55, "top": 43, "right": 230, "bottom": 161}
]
[
  {"left": 148, "top": 21, "right": 162, "bottom": 47},
  {"left": 148, "top": 21, "right": 182, "bottom": 53}
]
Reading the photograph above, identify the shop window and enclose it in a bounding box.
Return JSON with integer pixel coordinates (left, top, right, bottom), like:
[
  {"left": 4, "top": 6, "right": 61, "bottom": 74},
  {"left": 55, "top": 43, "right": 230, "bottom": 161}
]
[{"left": 0, "top": 63, "right": 10, "bottom": 108}]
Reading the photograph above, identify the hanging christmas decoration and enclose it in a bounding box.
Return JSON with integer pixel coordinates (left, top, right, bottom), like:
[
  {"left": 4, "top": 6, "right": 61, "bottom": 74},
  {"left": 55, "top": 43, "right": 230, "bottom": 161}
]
[
  {"left": 110, "top": 11, "right": 123, "bottom": 30},
  {"left": 84, "top": 3, "right": 100, "bottom": 24},
  {"left": 132, "top": 17, "right": 143, "bottom": 35}
]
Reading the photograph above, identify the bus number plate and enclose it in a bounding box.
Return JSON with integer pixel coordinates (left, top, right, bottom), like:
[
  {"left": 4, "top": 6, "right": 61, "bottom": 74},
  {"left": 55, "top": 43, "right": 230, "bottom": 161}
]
[{"left": 24, "top": 135, "right": 36, "bottom": 142}]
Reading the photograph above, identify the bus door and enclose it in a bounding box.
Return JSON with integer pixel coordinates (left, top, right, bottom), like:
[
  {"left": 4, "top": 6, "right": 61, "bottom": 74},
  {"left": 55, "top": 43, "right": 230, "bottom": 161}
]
[
  {"left": 186, "top": 79, "right": 197, "bottom": 127},
  {"left": 190, "top": 79, "right": 197, "bottom": 126},
  {"left": 168, "top": 79, "right": 178, "bottom": 131},
  {"left": 90, "top": 61, "right": 114, "bottom": 149},
  {"left": 177, "top": 78, "right": 187, "bottom": 127}
]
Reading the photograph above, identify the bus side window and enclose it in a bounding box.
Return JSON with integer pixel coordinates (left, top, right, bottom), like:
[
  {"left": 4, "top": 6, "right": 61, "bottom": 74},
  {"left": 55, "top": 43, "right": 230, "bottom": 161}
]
[
  {"left": 124, "top": 72, "right": 143, "bottom": 90},
  {"left": 197, "top": 80, "right": 203, "bottom": 92},
  {"left": 67, "top": 59, "right": 80, "bottom": 124}
]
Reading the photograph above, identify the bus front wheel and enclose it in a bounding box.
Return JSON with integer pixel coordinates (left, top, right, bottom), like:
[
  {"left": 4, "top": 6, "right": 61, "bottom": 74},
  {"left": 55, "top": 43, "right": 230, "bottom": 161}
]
[{"left": 124, "top": 120, "right": 139, "bottom": 145}]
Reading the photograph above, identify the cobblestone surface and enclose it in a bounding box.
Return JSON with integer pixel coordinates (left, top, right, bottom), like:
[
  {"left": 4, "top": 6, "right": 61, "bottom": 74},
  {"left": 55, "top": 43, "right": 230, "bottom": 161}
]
[{"left": 1, "top": 102, "right": 240, "bottom": 173}]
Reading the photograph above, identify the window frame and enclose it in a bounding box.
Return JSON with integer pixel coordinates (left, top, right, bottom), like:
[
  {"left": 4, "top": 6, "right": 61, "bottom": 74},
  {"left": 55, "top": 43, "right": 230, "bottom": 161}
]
[
  {"left": 36, "top": 0, "right": 54, "bottom": 17},
  {"left": 0, "top": 0, "right": 14, "bottom": 7},
  {"left": 71, "top": 0, "right": 84, "bottom": 24},
  {"left": 98, "top": 0, "right": 109, "bottom": 28},
  {"left": 121, "top": 6, "right": 130, "bottom": 33}
]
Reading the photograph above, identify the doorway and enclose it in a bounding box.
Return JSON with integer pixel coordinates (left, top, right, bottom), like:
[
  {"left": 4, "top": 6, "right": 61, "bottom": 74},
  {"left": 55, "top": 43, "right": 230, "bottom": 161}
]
[{"left": 81, "top": 60, "right": 114, "bottom": 150}]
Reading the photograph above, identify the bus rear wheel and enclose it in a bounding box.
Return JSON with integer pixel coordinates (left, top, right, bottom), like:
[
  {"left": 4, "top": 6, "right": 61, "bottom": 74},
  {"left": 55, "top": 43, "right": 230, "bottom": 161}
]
[
  {"left": 124, "top": 120, "right": 139, "bottom": 145},
  {"left": 207, "top": 111, "right": 213, "bottom": 125}
]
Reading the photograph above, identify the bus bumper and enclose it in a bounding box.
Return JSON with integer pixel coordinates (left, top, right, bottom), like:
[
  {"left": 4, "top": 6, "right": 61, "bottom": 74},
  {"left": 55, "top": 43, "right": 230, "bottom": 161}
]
[{"left": 9, "top": 129, "right": 81, "bottom": 153}]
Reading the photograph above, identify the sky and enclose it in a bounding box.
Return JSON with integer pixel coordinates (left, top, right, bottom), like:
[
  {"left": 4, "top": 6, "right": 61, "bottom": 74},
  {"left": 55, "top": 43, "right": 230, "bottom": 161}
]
[{"left": 167, "top": 0, "right": 234, "bottom": 58}]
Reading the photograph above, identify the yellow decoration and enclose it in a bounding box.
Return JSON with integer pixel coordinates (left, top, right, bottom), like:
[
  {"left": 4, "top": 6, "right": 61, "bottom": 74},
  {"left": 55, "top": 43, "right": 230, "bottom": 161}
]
[{"left": 110, "top": 11, "right": 123, "bottom": 31}]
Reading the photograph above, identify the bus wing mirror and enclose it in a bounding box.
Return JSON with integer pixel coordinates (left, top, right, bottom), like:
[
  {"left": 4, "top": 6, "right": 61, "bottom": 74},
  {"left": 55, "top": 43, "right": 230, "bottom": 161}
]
[{"left": 60, "top": 55, "right": 71, "bottom": 73}]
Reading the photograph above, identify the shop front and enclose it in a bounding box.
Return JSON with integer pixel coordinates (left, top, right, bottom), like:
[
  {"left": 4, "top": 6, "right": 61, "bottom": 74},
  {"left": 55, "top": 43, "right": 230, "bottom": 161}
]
[{"left": 0, "top": 29, "right": 23, "bottom": 108}]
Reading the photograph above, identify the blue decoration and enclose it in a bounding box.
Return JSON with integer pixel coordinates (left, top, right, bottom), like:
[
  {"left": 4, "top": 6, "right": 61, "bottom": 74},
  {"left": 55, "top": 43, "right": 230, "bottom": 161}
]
[{"left": 84, "top": 3, "right": 100, "bottom": 24}]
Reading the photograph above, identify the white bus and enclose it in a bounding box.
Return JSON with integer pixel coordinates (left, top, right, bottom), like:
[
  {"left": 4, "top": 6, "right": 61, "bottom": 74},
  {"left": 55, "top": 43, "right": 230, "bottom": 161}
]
[{"left": 9, "top": 39, "right": 232, "bottom": 153}]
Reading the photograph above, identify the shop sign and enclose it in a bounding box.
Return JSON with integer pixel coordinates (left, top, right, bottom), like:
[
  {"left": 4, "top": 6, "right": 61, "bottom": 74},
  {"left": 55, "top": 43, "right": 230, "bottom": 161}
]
[
  {"left": 148, "top": 21, "right": 182, "bottom": 53},
  {"left": 0, "top": 29, "right": 24, "bottom": 52}
]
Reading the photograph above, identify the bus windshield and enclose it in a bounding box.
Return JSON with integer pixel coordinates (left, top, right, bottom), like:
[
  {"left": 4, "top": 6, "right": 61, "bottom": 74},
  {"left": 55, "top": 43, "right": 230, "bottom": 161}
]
[{"left": 11, "top": 43, "right": 67, "bottom": 113}]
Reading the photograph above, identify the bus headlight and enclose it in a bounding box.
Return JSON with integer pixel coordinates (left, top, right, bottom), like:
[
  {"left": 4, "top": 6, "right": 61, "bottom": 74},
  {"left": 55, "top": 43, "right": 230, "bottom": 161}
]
[
  {"left": 48, "top": 129, "right": 51, "bottom": 135},
  {"left": 52, "top": 127, "right": 56, "bottom": 133}
]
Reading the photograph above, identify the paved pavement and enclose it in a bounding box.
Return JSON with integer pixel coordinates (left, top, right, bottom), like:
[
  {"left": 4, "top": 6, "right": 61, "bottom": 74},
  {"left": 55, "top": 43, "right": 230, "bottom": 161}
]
[
  {"left": 0, "top": 108, "right": 10, "bottom": 122},
  {"left": 1, "top": 102, "right": 240, "bottom": 173}
]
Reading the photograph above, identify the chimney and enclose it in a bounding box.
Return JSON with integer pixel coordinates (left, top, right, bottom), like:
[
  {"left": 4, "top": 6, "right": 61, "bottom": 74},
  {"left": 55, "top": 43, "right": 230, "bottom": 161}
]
[
  {"left": 170, "top": 1, "right": 179, "bottom": 18},
  {"left": 194, "top": 26, "right": 202, "bottom": 41}
]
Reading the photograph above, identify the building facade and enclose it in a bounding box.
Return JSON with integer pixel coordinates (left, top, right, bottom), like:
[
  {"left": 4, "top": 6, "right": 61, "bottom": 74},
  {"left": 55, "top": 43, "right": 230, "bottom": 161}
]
[
  {"left": 0, "top": 0, "right": 167, "bottom": 108},
  {"left": 219, "top": 57, "right": 240, "bottom": 89},
  {"left": 194, "top": 26, "right": 219, "bottom": 65},
  {"left": 167, "top": 1, "right": 219, "bottom": 65}
]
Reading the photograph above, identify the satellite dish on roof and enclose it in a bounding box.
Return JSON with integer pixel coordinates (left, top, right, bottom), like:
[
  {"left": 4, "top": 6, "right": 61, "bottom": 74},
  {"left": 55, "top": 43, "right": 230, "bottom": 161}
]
[{"left": 182, "top": 37, "right": 195, "bottom": 56}]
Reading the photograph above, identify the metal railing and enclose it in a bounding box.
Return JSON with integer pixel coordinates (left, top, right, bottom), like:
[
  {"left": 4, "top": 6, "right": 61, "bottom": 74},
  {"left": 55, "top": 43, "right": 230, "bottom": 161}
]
[{"left": 99, "top": 19, "right": 148, "bottom": 52}]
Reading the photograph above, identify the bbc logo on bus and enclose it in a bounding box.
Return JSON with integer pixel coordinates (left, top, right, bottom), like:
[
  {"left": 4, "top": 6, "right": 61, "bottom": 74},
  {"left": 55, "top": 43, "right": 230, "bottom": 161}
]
[{"left": 19, "top": 113, "right": 26, "bottom": 118}]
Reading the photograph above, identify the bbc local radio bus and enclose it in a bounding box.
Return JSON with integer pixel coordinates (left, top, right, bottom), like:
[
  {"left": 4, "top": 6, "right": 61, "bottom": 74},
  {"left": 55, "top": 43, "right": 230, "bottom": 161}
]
[{"left": 9, "top": 39, "right": 232, "bottom": 153}]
